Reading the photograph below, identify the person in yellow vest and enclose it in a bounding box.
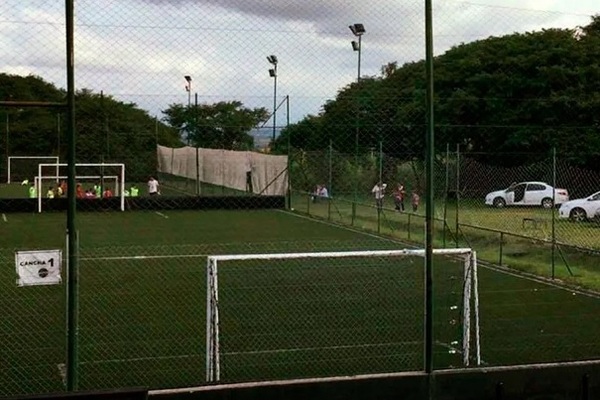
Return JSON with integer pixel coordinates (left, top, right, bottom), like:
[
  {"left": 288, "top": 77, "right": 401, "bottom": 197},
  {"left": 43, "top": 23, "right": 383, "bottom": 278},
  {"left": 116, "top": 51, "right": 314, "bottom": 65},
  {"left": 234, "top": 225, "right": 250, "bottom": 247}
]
[
  {"left": 130, "top": 184, "right": 139, "bottom": 197},
  {"left": 28, "top": 183, "right": 37, "bottom": 198},
  {"left": 46, "top": 187, "right": 55, "bottom": 199}
]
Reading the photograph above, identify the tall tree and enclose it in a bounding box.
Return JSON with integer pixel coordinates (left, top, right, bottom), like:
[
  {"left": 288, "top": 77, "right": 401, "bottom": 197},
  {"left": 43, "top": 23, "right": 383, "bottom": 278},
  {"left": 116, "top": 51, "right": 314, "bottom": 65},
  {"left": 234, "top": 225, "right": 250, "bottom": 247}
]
[
  {"left": 162, "top": 101, "right": 269, "bottom": 150},
  {"left": 0, "top": 74, "right": 181, "bottom": 180},
  {"left": 279, "top": 16, "right": 600, "bottom": 170}
]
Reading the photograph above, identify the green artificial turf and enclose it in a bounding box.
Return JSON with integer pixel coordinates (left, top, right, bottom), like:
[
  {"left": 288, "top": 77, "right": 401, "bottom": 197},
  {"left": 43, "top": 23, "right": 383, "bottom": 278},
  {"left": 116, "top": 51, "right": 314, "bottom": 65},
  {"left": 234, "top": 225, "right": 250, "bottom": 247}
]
[{"left": 1, "top": 210, "right": 600, "bottom": 396}]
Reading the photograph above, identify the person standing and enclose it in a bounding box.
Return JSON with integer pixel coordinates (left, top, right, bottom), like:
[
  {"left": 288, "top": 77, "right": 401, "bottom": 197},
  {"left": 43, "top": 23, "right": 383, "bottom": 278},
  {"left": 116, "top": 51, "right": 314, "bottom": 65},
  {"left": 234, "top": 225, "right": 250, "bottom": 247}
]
[
  {"left": 28, "top": 182, "right": 37, "bottom": 199},
  {"left": 412, "top": 191, "right": 420, "bottom": 212},
  {"left": 371, "top": 181, "right": 387, "bottom": 210},
  {"left": 94, "top": 183, "right": 102, "bottom": 198},
  {"left": 393, "top": 183, "right": 406, "bottom": 212},
  {"left": 148, "top": 176, "right": 160, "bottom": 196}
]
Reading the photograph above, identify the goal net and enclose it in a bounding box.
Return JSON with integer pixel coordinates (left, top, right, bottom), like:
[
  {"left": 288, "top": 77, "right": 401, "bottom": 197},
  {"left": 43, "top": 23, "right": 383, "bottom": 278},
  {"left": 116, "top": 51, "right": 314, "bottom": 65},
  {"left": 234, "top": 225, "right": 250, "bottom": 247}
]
[
  {"left": 7, "top": 156, "right": 59, "bottom": 184},
  {"left": 36, "top": 163, "right": 126, "bottom": 212},
  {"left": 205, "top": 248, "right": 480, "bottom": 383}
]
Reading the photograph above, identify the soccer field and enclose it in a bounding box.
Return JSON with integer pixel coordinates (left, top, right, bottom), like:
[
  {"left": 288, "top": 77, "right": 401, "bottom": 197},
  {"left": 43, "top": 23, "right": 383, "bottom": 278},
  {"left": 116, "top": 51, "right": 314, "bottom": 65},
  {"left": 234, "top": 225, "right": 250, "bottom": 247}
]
[{"left": 1, "top": 210, "right": 600, "bottom": 396}]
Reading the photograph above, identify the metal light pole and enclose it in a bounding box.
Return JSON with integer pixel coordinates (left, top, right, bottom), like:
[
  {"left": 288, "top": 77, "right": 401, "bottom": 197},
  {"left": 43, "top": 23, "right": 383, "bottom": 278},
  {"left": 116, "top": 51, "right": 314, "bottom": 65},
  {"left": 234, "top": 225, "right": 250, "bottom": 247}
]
[
  {"left": 267, "top": 55, "right": 278, "bottom": 142},
  {"left": 184, "top": 75, "right": 192, "bottom": 145},
  {"left": 350, "top": 23, "right": 365, "bottom": 225}
]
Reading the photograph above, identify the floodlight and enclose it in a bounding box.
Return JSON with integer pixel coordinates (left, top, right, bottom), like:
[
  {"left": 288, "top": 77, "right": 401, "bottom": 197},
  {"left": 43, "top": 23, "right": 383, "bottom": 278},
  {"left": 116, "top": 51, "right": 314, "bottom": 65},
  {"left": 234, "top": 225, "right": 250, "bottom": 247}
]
[
  {"left": 267, "top": 55, "right": 278, "bottom": 65},
  {"left": 268, "top": 69, "right": 276, "bottom": 77},
  {"left": 349, "top": 23, "right": 365, "bottom": 36},
  {"left": 351, "top": 41, "right": 359, "bottom": 51},
  {"left": 184, "top": 75, "right": 192, "bottom": 83}
]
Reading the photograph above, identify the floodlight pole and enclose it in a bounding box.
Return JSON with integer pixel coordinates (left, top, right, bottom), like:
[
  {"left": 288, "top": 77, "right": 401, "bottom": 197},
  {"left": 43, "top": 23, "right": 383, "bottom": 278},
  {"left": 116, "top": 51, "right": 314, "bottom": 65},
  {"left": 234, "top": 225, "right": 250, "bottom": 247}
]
[
  {"left": 185, "top": 75, "right": 192, "bottom": 145},
  {"left": 267, "top": 56, "right": 278, "bottom": 142},
  {"left": 195, "top": 92, "right": 200, "bottom": 196},
  {"left": 5, "top": 113, "right": 9, "bottom": 179},
  {"left": 350, "top": 24, "right": 365, "bottom": 225}
]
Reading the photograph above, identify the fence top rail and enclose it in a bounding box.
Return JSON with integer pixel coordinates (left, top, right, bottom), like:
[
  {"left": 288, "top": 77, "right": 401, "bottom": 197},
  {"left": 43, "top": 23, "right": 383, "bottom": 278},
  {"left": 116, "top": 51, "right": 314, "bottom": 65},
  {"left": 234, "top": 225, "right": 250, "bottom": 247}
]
[
  {"left": 37, "top": 163, "right": 125, "bottom": 168},
  {"left": 208, "top": 248, "right": 473, "bottom": 262}
]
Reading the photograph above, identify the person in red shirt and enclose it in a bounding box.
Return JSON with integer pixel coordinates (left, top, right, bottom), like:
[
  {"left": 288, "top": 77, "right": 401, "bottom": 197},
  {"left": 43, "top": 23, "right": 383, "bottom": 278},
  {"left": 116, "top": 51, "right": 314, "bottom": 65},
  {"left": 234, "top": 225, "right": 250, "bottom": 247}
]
[
  {"left": 76, "top": 183, "right": 85, "bottom": 198},
  {"left": 103, "top": 188, "right": 113, "bottom": 198}
]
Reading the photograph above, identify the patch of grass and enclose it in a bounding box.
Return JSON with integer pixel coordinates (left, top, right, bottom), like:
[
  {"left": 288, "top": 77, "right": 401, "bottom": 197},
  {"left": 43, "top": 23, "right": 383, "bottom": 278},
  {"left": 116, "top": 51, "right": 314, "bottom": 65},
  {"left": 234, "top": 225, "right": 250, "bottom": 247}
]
[{"left": 292, "top": 192, "right": 600, "bottom": 290}]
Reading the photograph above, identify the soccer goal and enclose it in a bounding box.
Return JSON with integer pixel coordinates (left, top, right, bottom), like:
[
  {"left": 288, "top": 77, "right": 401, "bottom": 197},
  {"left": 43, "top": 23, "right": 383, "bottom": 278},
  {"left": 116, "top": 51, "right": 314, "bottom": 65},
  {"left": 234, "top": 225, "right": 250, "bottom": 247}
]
[
  {"left": 7, "top": 156, "right": 59, "bottom": 184},
  {"left": 205, "top": 248, "right": 480, "bottom": 383},
  {"left": 36, "top": 163, "right": 126, "bottom": 212}
]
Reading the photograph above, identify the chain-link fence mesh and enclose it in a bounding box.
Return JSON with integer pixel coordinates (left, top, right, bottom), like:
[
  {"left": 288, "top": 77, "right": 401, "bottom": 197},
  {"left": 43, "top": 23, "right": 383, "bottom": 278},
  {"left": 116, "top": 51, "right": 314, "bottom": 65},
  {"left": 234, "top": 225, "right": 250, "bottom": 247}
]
[{"left": 1, "top": 0, "right": 600, "bottom": 397}]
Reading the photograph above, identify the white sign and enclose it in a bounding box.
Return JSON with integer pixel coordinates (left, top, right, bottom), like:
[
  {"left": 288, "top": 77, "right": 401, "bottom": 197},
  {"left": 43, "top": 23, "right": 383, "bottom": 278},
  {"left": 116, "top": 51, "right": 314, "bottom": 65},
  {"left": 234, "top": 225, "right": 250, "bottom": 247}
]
[{"left": 15, "top": 250, "right": 62, "bottom": 287}]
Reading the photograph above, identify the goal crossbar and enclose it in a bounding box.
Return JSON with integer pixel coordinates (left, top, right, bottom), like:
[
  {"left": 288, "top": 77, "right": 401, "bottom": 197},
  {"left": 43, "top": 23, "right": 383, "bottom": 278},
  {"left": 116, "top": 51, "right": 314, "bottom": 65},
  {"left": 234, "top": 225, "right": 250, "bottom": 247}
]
[{"left": 205, "top": 248, "right": 480, "bottom": 382}]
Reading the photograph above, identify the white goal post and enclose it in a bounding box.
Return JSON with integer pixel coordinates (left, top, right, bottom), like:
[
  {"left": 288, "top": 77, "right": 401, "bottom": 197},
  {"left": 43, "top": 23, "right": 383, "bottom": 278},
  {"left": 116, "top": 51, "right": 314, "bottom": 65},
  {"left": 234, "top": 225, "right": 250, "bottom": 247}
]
[
  {"left": 7, "top": 156, "right": 59, "bottom": 184},
  {"left": 205, "top": 248, "right": 481, "bottom": 382},
  {"left": 36, "top": 163, "right": 126, "bottom": 212}
]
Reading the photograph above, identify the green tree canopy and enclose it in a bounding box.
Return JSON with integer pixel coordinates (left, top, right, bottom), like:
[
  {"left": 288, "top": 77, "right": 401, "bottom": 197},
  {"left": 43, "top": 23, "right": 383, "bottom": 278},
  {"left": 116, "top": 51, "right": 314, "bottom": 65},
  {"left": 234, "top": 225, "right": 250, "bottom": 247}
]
[
  {"left": 0, "top": 73, "right": 181, "bottom": 180},
  {"left": 161, "top": 100, "right": 269, "bottom": 150},
  {"left": 274, "top": 16, "right": 600, "bottom": 169}
]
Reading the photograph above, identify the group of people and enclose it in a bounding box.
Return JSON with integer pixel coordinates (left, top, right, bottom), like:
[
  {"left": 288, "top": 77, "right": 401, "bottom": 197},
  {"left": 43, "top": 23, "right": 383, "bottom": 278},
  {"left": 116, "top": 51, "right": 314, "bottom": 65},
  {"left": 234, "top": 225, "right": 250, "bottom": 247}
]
[
  {"left": 371, "top": 181, "right": 420, "bottom": 212},
  {"left": 311, "top": 184, "right": 329, "bottom": 202},
  {"left": 308, "top": 180, "right": 420, "bottom": 212},
  {"left": 26, "top": 179, "right": 144, "bottom": 199}
]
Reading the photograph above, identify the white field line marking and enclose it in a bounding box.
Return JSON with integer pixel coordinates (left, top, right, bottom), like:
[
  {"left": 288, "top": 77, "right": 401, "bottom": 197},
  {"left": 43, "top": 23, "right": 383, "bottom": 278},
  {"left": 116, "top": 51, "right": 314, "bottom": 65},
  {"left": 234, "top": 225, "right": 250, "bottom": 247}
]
[
  {"left": 80, "top": 253, "right": 208, "bottom": 261},
  {"left": 2, "top": 213, "right": 6, "bottom": 222},
  {"left": 222, "top": 340, "right": 423, "bottom": 356},
  {"left": 279, "top": 210, "right": 600, "bottom": 300},
  {"left": 81, "top": 353, "right": 202, "bottom": 365},
  {"left": 155, "top": 211, "right": 169, "bottom": 219},
  {"left": 277, "top": 210, "right": 402, "bottom": 244}
]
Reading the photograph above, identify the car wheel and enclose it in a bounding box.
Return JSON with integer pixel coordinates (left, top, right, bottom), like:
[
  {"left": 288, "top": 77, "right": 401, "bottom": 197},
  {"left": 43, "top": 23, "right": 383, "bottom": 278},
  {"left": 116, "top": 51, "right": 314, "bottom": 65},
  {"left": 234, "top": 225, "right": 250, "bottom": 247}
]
[
  {"left": 569, "top": 207, "right": 587, "bottom": 222},
  {"left": 541, "top": 198, "right": 553, "bottom": 209},
  {"left": 493, "top": 197, "right": 506, "bottom": 208}
]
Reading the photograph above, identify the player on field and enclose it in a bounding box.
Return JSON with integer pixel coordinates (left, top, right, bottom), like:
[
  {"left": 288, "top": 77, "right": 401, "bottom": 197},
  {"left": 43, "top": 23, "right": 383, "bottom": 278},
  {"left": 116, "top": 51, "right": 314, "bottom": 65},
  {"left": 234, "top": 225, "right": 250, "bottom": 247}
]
[
  {"left": 147, "top": 177, "right": 160, "bottom": 196},
  {"left": 28, "top": 183, "right": 37, "bottom": 198},
  {"left": 76, "top": 183, "right": 85, "bottom": 198}
]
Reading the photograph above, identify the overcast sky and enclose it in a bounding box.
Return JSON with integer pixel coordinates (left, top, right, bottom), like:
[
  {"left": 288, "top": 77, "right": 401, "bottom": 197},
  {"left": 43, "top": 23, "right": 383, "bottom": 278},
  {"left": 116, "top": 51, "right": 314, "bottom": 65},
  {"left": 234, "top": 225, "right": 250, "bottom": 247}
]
[{"left": 1, "top": 0, "right": 598, "bottom": 125}]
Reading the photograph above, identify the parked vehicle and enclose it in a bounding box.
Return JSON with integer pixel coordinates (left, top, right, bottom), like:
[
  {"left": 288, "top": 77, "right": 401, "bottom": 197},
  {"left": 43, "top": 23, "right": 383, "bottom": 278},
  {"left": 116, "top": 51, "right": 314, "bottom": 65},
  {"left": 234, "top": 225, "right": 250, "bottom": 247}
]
[
  {"left": 558, "top": 191, "right": 600, "bottom": 221},
  {"left": 485, "top": 182, "right": 569, "bottom": 208}
]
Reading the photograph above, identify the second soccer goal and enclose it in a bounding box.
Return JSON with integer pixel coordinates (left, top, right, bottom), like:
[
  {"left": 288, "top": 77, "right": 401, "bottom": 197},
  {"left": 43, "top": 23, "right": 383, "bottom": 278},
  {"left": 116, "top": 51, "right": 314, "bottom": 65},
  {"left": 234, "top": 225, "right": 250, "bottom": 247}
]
[{"left": 205, "top": 248, "right": 480, "bottom": 383}]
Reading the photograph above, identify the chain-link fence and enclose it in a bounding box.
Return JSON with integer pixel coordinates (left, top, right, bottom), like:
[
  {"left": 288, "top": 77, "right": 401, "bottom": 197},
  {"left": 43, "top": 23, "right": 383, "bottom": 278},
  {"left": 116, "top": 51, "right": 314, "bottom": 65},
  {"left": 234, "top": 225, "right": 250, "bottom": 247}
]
[
  {"left": 1, "top": 0, "right": 600, "bottom": 397},
  {"left": 291, "top": 146, "right": 600, "bottom": 282}
]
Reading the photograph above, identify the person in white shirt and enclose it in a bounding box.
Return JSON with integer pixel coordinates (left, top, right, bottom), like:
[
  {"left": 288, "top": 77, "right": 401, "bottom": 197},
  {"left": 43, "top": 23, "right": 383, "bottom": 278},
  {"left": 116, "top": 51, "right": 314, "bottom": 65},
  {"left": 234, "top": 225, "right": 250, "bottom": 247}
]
[
  {"left": 148, "top": 176, "right": 160, "bottom": 196},
  {"left": 371, "top": 181, "right": 387, "bottom": 210},
  {"left": 318, "top": 185, "right": 329, "bottom": 199}
]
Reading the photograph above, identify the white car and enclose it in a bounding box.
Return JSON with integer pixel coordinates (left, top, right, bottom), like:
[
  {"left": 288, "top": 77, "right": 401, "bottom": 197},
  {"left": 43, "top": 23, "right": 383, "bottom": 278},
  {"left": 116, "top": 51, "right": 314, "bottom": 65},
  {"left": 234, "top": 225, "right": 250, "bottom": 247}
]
[
  {"left": 558, "top": 191, "right": 600, "bottom": 221},
  {"left": 485, "top": 182, "right": 569, "bottom": 209}
]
